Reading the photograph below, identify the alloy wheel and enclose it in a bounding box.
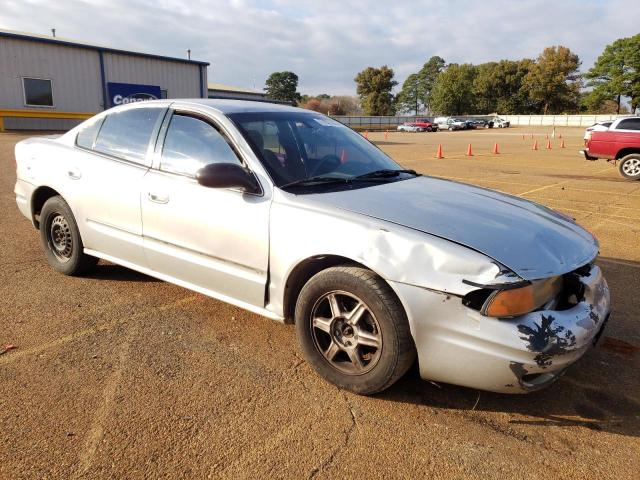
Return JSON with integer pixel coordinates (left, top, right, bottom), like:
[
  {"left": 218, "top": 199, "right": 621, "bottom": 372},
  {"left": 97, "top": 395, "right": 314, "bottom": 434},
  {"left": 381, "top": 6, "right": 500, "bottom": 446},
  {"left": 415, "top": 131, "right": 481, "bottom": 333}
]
[
  {"left": 310, "top": 291, "right": 382, "bottom": 375},
  {"left": 622, "top": 158, "right": 640, "bottom": 176}
]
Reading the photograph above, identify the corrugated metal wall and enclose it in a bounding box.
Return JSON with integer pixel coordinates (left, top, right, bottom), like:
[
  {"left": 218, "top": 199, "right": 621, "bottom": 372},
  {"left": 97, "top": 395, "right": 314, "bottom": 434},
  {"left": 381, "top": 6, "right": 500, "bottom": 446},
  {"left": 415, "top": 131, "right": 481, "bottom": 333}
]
[
  {"left": 3, "top": 117, "right": 82, "bottom": 130},
  {"left": 1, "top": 36, "right": 207, "bottom": 130},
  {"left": 0, "top": 37, "right": 103, "bottom": 111},
  {"left": 103, "top": 53, "right": 203, "bottom": 99}
]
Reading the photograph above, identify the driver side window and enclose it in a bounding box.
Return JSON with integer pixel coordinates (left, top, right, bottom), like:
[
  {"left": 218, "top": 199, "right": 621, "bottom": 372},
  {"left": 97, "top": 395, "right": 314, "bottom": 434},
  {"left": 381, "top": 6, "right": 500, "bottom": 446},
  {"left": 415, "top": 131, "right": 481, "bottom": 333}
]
[{"left": 160, "top": 114, "right": 241, "bottom": 176}]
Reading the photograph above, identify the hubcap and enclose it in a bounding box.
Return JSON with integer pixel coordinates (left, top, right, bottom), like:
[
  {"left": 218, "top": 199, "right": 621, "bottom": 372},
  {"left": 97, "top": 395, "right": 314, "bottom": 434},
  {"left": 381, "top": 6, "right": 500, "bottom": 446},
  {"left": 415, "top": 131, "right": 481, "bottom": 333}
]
[
  {"left": 622, "top": 158, "right": 640, "bottom": 176},
  {"left": 49, "top": 214, "right": 73, "bottom": 262},
  {"left": 310, "top": 291, "right": 382, "bottom": 375}
]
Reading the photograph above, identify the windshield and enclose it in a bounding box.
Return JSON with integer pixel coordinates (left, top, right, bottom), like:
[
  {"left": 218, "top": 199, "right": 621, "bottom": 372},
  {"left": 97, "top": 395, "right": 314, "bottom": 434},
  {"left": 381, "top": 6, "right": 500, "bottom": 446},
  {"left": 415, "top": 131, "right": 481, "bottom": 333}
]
[{"left": 228, "top": 111, "right": 404, "bottom": 188}]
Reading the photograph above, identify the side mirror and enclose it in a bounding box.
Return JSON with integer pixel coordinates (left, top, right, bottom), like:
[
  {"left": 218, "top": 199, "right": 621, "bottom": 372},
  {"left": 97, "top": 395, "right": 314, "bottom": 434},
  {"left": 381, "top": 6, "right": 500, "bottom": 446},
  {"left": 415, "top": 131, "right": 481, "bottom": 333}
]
[{"left": 196, "top": 163, "right": 261, "bottom": 194}]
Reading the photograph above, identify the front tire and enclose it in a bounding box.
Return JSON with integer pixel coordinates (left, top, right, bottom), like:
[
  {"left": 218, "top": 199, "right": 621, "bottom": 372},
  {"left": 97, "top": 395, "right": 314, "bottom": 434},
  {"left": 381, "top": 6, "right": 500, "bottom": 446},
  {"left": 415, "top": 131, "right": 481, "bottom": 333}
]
[
  {"left": 39, "top": 196, "right": 98, "bottom": 275},
  {"left": 618, "top": 154, "right": 640, "bottom": 180},
  {"left": 295, "top": 266, "right": 416, "bottom": 395}
]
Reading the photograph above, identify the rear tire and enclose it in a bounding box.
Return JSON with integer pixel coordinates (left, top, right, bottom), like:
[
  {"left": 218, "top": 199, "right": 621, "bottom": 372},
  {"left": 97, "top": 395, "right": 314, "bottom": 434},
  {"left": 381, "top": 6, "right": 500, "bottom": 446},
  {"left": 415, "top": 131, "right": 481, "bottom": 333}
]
[
  {"left": 39, "top": 196, "right": 98, "bottom": 275},
  {"left": 618, "top": 154, "right": 640, "bottom": 180},
  {"left": 295, "top": 266, "right": 416, "bottom": 395}
]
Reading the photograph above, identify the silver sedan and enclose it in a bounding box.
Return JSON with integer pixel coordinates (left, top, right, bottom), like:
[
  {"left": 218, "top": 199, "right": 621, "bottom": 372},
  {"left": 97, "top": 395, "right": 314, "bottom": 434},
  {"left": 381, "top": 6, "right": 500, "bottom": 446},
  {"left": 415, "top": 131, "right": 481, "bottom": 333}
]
[{"left": 15, "top": 99, "right": 611, "bottom": 395}]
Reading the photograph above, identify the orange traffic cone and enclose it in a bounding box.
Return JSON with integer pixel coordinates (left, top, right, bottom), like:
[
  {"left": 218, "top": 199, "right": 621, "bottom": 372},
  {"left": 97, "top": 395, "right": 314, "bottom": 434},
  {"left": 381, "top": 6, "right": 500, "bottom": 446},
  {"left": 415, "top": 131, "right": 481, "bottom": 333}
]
[
  {"left": 558, "top": 133, "right": 563, "bottom": 139},
  {"left": 560, "top": 139, "right": 565, "bottom": 148},
  {"left": 532, "top": 140, "right": 538, "bottom": 150},
  {"left": 531, "top": 133, "right": 534, "bottom": 139},
  {"left": 466, "top": 144, "right": 473, "bottom": 156},
  {"left": 436, "top": 144, "right": 444, "bottom": 159},
  {"left": 522, "top": 134, "right": 525, "bottom": 140},
  {"left": 384, "top": 130, "right": 388, "bottom": 140},
  {"left": 364, "top": 130, "right": 369, "bottom": 139},
  {"left": 546, "top": 139, "right": 552, "bottom": 149},
  {"left": 492, "top": 143, "right": 500, "bottom": 154}
]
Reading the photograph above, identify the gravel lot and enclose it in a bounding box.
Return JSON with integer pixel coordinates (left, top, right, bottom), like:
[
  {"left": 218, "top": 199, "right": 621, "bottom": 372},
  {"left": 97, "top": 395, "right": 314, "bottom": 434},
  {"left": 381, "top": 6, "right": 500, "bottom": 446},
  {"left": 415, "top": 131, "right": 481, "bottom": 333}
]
[{"left": 1, "top": 126, "right": 639, "bottom": 479}]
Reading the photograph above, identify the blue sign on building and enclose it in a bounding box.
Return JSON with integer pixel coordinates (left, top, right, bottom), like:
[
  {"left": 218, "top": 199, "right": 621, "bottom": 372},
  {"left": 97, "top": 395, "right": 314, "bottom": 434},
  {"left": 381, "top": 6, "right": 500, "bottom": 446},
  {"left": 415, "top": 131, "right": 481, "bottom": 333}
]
[{"left": 107, "top": 82, "right": 161, "bottom": 107}]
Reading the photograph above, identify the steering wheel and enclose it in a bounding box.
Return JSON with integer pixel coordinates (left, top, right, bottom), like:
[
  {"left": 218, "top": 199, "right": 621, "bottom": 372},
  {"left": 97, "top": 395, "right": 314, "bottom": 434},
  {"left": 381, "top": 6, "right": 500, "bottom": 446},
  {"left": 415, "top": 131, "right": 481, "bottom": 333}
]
[{"left": 309, "top": 154, "right": 341, "bottom": 177}]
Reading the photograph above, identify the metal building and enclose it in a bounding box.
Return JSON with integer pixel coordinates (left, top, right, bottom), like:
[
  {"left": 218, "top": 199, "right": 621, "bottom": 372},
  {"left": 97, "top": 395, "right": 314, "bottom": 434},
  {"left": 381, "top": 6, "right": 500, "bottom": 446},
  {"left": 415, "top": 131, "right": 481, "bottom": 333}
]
[
  {"left": 207, "top": 82, "right": 268, "bottom": 101},
  {"left": 0, "top": 29, "right": 209, "bottom": 130}
]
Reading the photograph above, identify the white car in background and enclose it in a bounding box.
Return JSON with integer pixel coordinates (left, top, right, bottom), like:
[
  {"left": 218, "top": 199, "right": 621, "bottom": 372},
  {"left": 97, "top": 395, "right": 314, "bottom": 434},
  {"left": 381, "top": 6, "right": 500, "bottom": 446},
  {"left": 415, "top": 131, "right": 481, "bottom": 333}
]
[
  {"left": 397, "top": 122, "right": 420, "bottom": 132},
  {"left": 14, "top": 99, "right": 611, "bottom": 395},
  {"left": 492, "top": 117, "right": 510, "bottom": 128},
  {"left": 433, "top": 116, "right": 466, "bottom": 131},
  {"left": 583, "top": 121, "right": 612, "bottom": 141}
]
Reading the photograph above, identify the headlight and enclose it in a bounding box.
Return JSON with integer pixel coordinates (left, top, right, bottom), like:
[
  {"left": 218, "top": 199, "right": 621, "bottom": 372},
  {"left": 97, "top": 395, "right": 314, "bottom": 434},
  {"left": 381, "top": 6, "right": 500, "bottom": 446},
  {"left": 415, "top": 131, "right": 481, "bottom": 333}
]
[{"left": 484, "top": 276, "right": 563, "bottom": 317}]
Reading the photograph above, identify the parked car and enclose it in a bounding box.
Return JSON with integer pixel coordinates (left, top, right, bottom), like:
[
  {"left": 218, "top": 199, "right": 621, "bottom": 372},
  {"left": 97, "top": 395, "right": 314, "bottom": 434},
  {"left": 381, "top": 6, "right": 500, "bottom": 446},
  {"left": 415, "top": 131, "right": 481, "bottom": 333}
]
[
  {"left": 15, "top": 99, "right": 610, "bottom": 395},
  {"left": 397, "top": 122, "right": 420, "bottom": 132},
  {"left": 412, "top": 118, "right": 438, "bottom": 132},
  {"left": 581, "top": 116, "right": 640, "bottom": 180},
  {"left": 467, "top": 118, "right": 492, "bottom": 129},
  {"left": 491, "top": 117, "right": 510, "bottom": 128},
  {"left": 583, "top": 121, "right": 612, "bottom": 141},
  {"left": 434, "top": 116, "right": 466, "bottom": 131}
]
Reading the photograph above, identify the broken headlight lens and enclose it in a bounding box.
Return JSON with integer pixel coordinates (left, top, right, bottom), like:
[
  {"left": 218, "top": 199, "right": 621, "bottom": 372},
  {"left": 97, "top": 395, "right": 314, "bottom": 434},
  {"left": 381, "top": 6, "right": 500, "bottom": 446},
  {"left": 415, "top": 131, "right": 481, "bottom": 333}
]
[{"left": 484, "top": 276, "right": 563, "bottom": 317}]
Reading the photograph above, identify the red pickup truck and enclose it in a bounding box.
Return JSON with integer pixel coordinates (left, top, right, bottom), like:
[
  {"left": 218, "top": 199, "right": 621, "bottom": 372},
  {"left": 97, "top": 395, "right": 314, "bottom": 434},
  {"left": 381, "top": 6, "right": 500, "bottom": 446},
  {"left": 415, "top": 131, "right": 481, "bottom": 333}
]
[
  {"left": 412, "top": 119, "right": 438, "bottom": 132},
  {"left": 582, "top": 117, "right": 640, "bottom": 180}
]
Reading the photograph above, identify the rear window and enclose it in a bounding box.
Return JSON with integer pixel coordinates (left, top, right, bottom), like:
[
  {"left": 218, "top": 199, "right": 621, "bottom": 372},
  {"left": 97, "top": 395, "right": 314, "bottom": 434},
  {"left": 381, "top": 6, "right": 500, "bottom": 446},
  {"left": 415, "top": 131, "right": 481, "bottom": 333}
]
[{"left": 94, "top": 107, "right": 163, "bottom": 163}]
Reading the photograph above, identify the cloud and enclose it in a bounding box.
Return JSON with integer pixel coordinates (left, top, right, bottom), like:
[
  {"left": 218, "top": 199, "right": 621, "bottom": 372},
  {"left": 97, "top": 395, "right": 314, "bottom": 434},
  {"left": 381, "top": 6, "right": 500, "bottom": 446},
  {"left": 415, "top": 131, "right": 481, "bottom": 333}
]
[{"left": 1, "top": 0, "right": 639, "bottom": 95}]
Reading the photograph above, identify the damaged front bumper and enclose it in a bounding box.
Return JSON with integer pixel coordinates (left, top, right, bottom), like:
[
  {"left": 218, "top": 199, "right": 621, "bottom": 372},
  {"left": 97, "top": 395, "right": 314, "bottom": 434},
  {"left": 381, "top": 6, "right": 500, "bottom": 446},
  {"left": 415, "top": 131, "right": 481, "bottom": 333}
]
[{"left": 391, "top": 265, "right": 610, "bottom": 393}]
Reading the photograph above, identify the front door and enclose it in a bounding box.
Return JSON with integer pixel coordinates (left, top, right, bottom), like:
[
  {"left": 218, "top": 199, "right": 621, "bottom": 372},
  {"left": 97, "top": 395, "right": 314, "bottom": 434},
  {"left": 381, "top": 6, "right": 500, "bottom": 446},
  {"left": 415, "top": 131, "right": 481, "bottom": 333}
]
[{"left": 141, "top": 111, "right": 270, "bottom": 308}]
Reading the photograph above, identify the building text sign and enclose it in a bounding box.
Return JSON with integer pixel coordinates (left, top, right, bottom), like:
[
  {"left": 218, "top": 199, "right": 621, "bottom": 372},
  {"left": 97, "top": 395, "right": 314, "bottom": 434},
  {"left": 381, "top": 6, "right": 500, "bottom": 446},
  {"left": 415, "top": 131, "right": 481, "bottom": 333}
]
[{"left": 107, "top": 82, "right": 161, "bottom": 107}]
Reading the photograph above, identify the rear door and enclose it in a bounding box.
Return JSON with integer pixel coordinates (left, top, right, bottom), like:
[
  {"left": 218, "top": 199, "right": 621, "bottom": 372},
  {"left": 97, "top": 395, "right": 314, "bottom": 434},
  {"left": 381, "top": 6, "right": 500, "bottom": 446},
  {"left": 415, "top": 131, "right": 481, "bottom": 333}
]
[
  {"left": 72, "top": 104, "right": 166, "bottom": 267},
  {"left": 140, "top": 108, "right": 271, "bottom": 308}
]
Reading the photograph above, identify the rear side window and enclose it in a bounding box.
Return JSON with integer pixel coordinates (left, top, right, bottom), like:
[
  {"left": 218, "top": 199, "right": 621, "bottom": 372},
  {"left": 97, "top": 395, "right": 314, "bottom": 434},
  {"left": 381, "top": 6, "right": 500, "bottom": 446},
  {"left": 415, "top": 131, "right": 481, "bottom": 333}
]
[
  {"left": 94, "top": 107, "right": 163, "bottom": 163},
  {"left": 160, "top": 114, "right": 241, "bottom": 176},
  {"left": 617, "top": 118, "right": 640, "bottom": 131},
  {"left": 76, "top": 116, "right": 104, "bottom": 149}
]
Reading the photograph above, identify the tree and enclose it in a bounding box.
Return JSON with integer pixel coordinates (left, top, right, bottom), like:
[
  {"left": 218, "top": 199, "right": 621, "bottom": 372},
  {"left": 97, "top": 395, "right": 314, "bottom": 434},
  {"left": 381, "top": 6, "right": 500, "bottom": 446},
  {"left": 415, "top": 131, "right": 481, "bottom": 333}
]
[
  {"left": 302, "top": 98, "right": 322, "bottom": 112},
  {"left": 522, "top": 46, "right": 581, "bottom": 114},
  {"left": 430, "top": 63, "right": 477, "bottom": 115},
  {"left": 585, "top": 34, "right": 640, "bottom": 113},
  {"left": 327, "top": 101, "right": 346, "bottom": 115},
  {"left": 264, "top": 71, "right": 301, "bottom": 104},
  {"left": 354, "top": 66, "right": 397, "bottom": 115},
  {"left": 472, "top": 59, "right": 535, "bottom": 114},
  {"left": 396, "top": 73, "right": 422, "bottom": 114},
  {"left": 417, "top": 56, "right": 446, "bottom": 112}
]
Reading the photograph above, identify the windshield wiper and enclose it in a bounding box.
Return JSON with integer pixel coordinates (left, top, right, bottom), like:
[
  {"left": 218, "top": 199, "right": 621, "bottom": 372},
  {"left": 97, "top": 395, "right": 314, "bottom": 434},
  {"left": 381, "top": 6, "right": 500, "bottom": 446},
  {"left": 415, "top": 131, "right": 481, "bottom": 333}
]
[
  {"left": 353, "top": 169, "right": 419, "bottom": 180},
  {"left": 280, "top": 176, "right": 349, "bottom": 189},
  {"left": 280, "top": 169, "right": 419, "bottom": 190}
]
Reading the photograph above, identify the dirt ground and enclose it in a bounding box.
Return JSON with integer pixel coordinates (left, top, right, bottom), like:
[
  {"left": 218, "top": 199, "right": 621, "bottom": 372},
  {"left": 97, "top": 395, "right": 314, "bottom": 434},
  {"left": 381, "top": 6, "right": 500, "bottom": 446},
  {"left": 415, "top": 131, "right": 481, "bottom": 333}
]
[{"left": 1, "top": 126, "right": 639, "bottom": 479}]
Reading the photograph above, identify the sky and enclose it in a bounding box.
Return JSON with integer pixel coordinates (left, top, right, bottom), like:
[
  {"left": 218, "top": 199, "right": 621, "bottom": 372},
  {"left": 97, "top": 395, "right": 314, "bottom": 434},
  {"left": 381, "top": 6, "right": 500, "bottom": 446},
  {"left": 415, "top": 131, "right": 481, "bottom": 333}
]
[{"left": 2, "top": 0, "right": 639, "bottom": 95}]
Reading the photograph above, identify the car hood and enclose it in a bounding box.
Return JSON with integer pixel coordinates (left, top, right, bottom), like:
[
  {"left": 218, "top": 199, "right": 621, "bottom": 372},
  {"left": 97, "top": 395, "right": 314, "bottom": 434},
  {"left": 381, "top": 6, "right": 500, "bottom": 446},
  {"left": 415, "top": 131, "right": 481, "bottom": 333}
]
[{"left": 298, "top": 176, "right": 598, "bottom": 280}]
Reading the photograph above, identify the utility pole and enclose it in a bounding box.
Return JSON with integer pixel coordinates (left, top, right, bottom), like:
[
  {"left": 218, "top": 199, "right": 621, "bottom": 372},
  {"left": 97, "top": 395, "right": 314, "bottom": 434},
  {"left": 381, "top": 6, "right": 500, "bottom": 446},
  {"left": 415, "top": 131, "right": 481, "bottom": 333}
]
[
  {"left": 187, "top": 49, "right": 191, "bottom": 60},
  {"left": 51, "top": 28, "right": 56, "bottom": 37}
]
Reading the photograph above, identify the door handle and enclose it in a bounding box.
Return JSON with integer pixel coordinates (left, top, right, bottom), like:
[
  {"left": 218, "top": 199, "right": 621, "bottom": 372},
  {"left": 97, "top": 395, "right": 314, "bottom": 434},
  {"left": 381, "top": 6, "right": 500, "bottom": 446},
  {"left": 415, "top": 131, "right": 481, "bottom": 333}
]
[
  {"left": 148, "top": 192, "right": 169, "bottom": 204},
  {"left": 67, "top": 168, "right": 81, "bottom": 180}
]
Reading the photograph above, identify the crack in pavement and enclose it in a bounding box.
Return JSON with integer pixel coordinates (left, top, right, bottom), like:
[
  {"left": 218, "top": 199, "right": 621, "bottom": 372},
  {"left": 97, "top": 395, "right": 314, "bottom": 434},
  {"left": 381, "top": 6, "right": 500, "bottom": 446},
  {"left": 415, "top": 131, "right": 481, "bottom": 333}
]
[
  {"left": 308, "top": 391, "right": 357, "bottom": 479},
  {"left": 74, "top": 320, "right": 138, "bottom": 478}
]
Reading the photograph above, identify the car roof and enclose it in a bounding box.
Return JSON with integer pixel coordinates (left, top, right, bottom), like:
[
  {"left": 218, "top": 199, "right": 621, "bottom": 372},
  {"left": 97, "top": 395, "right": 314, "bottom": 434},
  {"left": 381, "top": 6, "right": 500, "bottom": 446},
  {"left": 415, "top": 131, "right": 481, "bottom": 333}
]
[
  {"left": 169, "top": 98, "right": 301, "bottom": 114},
  {"left": 102, "top": 98, "right": 303, "bottom": 116}
]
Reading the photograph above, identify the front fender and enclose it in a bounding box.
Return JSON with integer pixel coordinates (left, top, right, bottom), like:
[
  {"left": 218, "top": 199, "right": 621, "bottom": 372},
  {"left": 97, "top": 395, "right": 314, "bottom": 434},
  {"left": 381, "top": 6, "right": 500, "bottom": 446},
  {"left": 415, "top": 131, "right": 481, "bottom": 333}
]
[{"left": 268, "top": 191, "right": 520, "bottom": 316}]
